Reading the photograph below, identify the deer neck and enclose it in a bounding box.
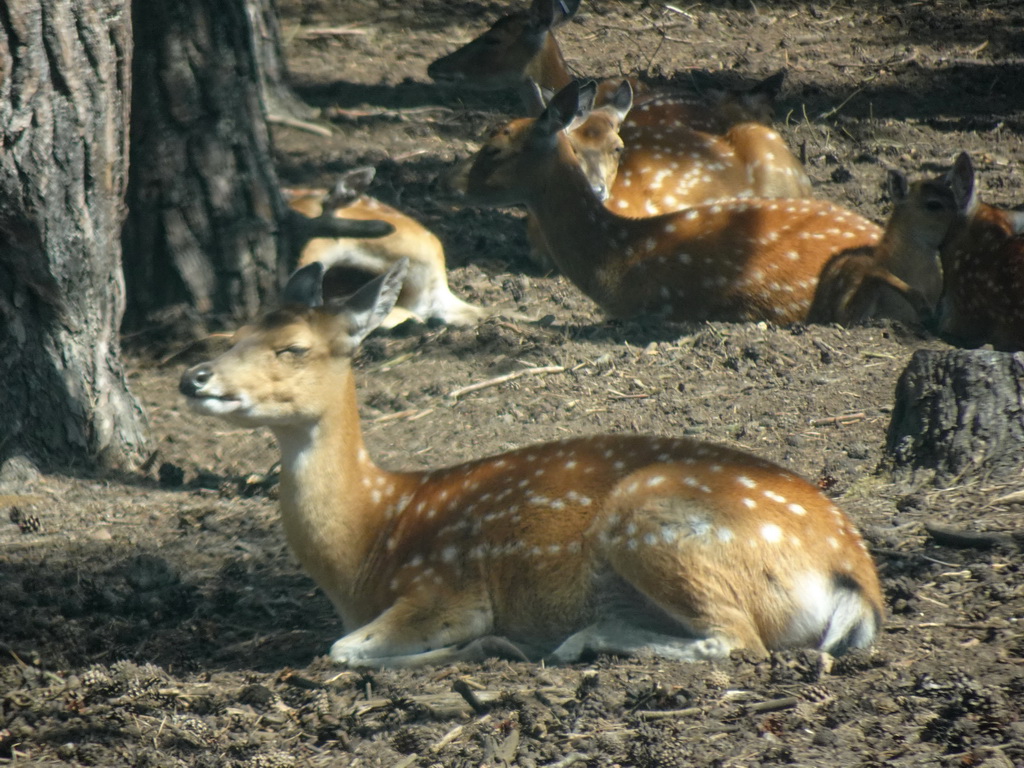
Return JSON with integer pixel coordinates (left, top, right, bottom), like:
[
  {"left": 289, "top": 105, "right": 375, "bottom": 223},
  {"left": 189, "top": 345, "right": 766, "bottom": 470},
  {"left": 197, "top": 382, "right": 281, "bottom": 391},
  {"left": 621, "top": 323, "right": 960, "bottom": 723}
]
[
  {"left": 524, "top": 33, "right": 573, "bottom": 93},
  {"left": 876, "top": 210, "right": 945, "bottom": 306},
  {"left": 525, "top": 139, "right": 629, "bottom": 306},
  {"left": 271, "top": 368, "right": 411, "bottom": 628}
]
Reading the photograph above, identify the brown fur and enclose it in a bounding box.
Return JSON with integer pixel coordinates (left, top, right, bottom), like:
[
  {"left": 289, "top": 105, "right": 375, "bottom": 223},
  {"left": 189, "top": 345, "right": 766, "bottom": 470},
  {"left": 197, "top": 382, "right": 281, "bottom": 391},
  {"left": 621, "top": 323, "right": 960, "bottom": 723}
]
[{"left": 180, "top": 262, "right": 883, "bottom": 668}]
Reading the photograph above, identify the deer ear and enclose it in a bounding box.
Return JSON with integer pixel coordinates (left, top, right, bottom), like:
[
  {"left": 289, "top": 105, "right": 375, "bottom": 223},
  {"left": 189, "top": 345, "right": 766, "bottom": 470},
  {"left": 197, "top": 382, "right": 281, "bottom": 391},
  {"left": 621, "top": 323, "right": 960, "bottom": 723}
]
[
  {"left": 946, "top": 152, "right": 977, "bottom": 215},
  {"left": 328, "top": 258, "right": 408, "bottom": 347},
  {"left": 327, "top": 167, "right": 376, "bottom": 209},
  {"left": 529, "top": 0, "right": 579, "bottom": 29},
  {"left": 605, "top": 80, "right": 633, "bottom": 122},
  {"left": 536, "top": 80, "right": 586, "bottom": 139},
  {"left": 281, "top": 262, "right": 326, "bottom": 308},
  {"left": 886, "top": 169, "right": 909, "bottom": 203}
]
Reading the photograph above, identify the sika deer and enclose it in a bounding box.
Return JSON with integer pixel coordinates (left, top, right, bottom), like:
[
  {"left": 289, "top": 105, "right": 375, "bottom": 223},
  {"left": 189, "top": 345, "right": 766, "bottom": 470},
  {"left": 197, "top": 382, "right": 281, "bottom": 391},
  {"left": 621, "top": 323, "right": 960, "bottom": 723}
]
[
  {"left": 807, "top": 167, "right": 954, "bottom": 326},
  {"left": 463, "top": 81, "right": 880, "bottom": 324},
  {"left": 180, "top": 259, "right": 883, "bottom": 667},
  {"left": 286, "top": 167, "right": 485, "bottom": 327},
  {"left": 428, "top": 0, "right": 811, "bottom": 213},
  {"left": 933, "top": 152, "right": 1024, "bottom": 350},
  {"left": 608, "top": 72, "right": 811, "bottom": 216}
]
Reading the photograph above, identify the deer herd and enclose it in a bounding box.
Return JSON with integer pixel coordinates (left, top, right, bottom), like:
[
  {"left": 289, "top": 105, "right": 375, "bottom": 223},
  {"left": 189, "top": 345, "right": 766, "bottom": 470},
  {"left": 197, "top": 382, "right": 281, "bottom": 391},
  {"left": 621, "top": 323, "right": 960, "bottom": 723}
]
[{"left": 181, "top": 0, "right": 1020, "bottom": 668}]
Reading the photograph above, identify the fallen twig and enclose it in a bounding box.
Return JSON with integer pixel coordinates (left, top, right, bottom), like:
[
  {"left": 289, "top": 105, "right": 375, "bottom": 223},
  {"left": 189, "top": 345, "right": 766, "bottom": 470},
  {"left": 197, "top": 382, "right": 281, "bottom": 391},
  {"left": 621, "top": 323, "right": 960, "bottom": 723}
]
[
  {"left": 452, "top": 678, "right": 489, "bottom": 716},
  {"left": 924, "top": 522, "right": 1018, "bottom": 550},
  {"left": 808, "top": 412, "right": 866, "bottom": 427},
  {"left": 447, "top": 365, "right": 566, "bottom": 400},
  {"left": 636, "top": 706, "right": 702, "bottom": 720},
  {"left": 746, "top": 696, "right": 799, "bottom": 714},
  {"left": 267, "top": 114, "right": 332, "bottom": 137},
  {"left": 989, "top": 488, "right": 1024, "bottom": 506},
  {"left": 298, "top": 25, "right": 368, "bottom": 38}
]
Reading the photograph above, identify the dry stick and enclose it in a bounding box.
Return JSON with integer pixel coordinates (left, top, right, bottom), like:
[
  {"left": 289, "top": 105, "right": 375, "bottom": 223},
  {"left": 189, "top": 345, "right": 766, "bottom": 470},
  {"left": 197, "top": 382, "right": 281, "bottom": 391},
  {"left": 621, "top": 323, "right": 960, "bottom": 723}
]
[
  {"left": 808, "top": 412, "right": 866, "bottom": 426},
  {"left": 637, "top": 706, "right": 703, "bottom": 720},
  {"left": 267, "top": 114, "right": 332, "bottom": 137},
  {"left": 989, "top": 488, "right": 1024, "bottom": 505},
  {"left": 924, "top": 522, "right": 1017, "bottom": 550},
  {"left": 299, "top": 25, "right": 368, "bottom": 38},
  {"left": 447, "top": 365, "right": 566, "bottom": 400},
  {"left": 429, "top": 719, "right": 485, "bottom": 753},
  {"left": 452, "top": 678, "right": 489, "bottom": 716},
  {"left": 746, "top": 696, "right": 799, "bottom": 714}
]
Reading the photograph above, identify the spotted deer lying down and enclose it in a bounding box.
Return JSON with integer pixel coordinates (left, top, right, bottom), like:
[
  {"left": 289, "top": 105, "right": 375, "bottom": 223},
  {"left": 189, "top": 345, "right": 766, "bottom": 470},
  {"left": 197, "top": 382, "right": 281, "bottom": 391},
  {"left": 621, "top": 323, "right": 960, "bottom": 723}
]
[
  {"left": 932, "top": 152, "right": 1024, "bottom": 350},
  {"left": 807, "top": 166, "right": 952, "bottom": 326},
  {"left": 428, "top": 0, "right": 811, "bottom": 214},
  {"left": 180, "top": 259, "right": 883, "bottom": 668},
  {"left": 463, "top": 81, "right": 881, "bottom": 324},
  {"left": 286, "top": 167, "right": 485, "bottom": 327}
]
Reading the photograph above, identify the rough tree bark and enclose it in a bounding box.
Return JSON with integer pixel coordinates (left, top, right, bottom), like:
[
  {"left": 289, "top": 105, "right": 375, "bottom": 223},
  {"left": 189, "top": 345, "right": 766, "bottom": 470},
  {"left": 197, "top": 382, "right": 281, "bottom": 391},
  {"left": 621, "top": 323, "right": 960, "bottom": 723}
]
[
  {"left": 885, "top": 349, "right": 1024, "bottom": 485},
  {"left": 247, "top": 0, "right": 317, "bottom": 121},
  {"left": 0, "top": 0, "right": 148, "bottom": 470},
  {"left": 122, "top": 0, "right": 288, "bottom": 329}
]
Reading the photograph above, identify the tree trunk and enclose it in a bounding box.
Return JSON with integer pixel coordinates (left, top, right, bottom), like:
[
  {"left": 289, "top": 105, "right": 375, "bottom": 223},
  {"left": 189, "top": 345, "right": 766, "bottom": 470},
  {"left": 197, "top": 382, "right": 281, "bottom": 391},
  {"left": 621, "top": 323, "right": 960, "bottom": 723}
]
[
  {"left": 122, "top": 0, "right": 288, "bottom": 329},
  {"left": 247, "top": 0, "right": 317, "bottom": 120},
  {"left": 885, "top": 349, "right": 1024, "bottom": 485},
  {"left": 0, "top": 0, "right": 148, "bottom": 470}
]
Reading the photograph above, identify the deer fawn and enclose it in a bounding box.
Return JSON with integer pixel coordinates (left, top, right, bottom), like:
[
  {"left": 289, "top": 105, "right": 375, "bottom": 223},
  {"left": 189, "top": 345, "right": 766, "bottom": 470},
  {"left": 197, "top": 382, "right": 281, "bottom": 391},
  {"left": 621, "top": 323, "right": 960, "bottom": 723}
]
[
  {"left": 180, "top": 259, "right": 883, "bottom": 667},
  {"left": 808, "top": 167, "right": 953, "bottom": 326},
  {"left": 930, "top": 152, "right": 1024, "bottom": 350},
  {"left": 428, "top": 0, "right": 811, "bottom": 215},
  {"left": 463, "top": 81, "right": 880, "bottom": 324},
  {"left": 285, "top": 167, "right": 485, "bottom": 327}
]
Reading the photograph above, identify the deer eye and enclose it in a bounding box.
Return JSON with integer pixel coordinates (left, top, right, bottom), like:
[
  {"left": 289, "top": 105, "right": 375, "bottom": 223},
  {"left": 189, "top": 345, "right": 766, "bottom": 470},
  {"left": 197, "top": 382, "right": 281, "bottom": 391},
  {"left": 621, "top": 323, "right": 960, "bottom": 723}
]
[{"left": 276, "top": 345, "right": 309, "bottom": 359}]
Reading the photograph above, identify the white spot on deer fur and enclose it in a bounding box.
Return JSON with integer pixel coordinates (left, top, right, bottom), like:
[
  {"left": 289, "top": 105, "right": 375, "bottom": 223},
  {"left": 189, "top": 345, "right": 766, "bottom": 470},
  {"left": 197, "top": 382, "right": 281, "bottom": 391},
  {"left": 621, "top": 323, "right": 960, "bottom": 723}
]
[
  {"left": 737, "top": 475, "right": 757, "bottom": 488},
  {"left": 717, "top": 527, "right": 734, "bottom": 543},
  {"left": 761, "top": 523, "right": 783, "bottom": 543},
  {"left": 787, "top": 503, "right": 808, "bottom": 516},
  {"left": 764, "top": 490, "right": 787, "bottom": 504},
  {"left": 742, "top": 497, "right": 757, "bottom": 509},
  {"left": 647, "top": 475, "right": 667, "bottom": 488},
  {"left": 827, "top": 536, "right": 840, "bottom": 550}
]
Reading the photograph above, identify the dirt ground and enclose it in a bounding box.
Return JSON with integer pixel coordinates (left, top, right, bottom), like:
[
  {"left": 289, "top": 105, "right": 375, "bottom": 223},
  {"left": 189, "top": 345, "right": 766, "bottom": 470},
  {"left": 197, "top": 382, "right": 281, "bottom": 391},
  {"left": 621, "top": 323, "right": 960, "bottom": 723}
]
[{"left": 3, "top": 1, "right": 1024, "bottom": 766}]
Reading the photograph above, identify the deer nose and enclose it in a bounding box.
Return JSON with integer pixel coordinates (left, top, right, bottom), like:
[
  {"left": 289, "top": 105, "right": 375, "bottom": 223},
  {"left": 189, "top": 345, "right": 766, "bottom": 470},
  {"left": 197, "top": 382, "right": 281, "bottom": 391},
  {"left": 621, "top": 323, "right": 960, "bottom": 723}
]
[
  {"left": 179, "top": 364, "right": 213, "bottom": 397},
  {"left": 591, "top": 182, "right": 609, "bottom": 201}
]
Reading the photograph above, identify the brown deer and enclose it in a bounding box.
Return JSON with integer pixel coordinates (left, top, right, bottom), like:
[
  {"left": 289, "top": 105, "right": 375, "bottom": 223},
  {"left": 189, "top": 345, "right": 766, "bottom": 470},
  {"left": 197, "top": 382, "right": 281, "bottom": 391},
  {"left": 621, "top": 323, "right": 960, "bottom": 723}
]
[
  {"left": 286, "top": 167, "right": 485, "bottom": 327},
  {"left": 428, "top": 0, "right": 811, "bottom": 215},
  {"left": 933, "top": 152, "right": 1024, "bottom": 350},
  {"left": 462, "top": 81, "right": 880, "bottom": 324},
  {"left": 808, "top": 166, "right": 954, "bottom": 326},
  {"left": 180, "top": 259, "right": 883, "bottom": 667}
]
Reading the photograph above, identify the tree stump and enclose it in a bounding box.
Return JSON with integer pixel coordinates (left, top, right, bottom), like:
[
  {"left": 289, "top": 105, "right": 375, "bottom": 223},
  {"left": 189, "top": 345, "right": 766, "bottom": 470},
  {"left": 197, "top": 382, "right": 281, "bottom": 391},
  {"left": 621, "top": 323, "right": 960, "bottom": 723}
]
[{"left": 885, "top": 349, "right": 1024, "bottom": 485}]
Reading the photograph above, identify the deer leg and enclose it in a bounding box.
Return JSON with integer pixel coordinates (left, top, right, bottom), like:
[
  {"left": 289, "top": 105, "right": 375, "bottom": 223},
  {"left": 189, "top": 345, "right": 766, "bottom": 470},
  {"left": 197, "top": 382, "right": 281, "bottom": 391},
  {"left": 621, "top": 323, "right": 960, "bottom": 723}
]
[{"left": 329, "top": 591, "right": 494, "bottom": 667}]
